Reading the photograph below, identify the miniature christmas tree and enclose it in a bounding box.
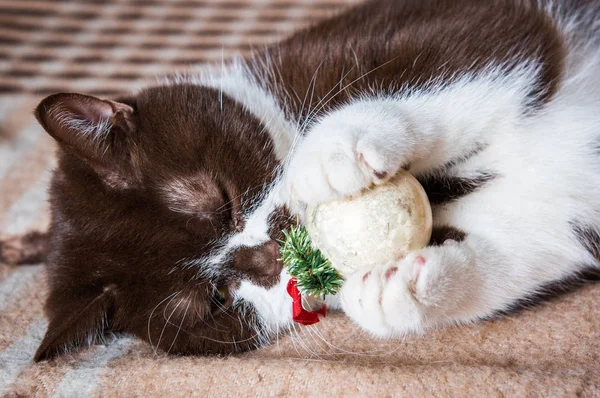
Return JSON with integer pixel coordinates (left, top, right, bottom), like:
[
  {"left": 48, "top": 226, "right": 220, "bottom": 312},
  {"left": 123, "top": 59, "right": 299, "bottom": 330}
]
[{"left": 279, "top": 224, "right": 343, "bottom": 298}]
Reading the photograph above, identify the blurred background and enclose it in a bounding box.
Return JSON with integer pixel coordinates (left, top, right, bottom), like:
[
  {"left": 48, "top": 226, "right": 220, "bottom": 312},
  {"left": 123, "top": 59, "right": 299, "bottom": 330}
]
[
  {"left": 0, "top": 0, "right": 358, "bottom": 236},
  {"left": 1, "top": 0, "right": 360, "bottom": 96}
]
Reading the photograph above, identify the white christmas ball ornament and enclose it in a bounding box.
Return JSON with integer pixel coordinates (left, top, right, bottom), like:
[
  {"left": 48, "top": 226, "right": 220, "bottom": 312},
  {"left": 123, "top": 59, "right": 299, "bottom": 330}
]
[{"left": 305, "top": 171, "right": 432, "bottom": 278}]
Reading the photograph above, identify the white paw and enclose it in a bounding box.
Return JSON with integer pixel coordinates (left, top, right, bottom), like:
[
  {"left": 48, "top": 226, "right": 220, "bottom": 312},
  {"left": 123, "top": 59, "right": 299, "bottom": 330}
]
[
  {"left": 285, "top": 101, "right": 413, "bottom": 206},
  {"left": 340, "top": 243, "right": 477, "bottom": 337}
]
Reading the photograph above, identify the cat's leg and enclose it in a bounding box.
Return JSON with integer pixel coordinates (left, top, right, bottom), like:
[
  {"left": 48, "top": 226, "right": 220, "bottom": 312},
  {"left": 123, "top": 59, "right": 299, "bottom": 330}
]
[
  {"left": 339, "top": 217, "right": 599, "bottom": 337},
  {"left": 340, "top": 235, "right": 489, "bottom": 336},
  {"left": 285, "top": 71, "right": 532, "bottom": 206}
]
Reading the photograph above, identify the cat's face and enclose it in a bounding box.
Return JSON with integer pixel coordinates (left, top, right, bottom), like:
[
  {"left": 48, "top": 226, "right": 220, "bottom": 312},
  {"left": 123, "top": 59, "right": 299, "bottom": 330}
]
[{"left": 34, "top": 83, "right": 294, "bottom": 360}]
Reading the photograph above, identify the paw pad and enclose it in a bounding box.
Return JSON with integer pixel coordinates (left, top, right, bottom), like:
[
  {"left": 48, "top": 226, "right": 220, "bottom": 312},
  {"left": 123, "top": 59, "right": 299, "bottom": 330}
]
[
  {"left": 373, "top": 170, "right": 388, "bottom": 180},
  {"left": 362, "top": 271, "right": 371, "bottom": 282},
  {"left": 385, "top": 266, "right": 398, "bottom": 280},
  {"left": 414, "top": 256, "right": 426, "bottom": 267}
]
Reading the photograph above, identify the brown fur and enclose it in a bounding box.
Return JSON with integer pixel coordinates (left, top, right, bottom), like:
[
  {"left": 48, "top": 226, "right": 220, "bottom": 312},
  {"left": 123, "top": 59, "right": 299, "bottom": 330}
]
[
  {"left": 429, "top": 226, "right": 467, "bottom": 246},
  {"left": 418, "top": 172, "right": 497, "bottom": 205},
  {"left": 572, "top": 223, "right": 600, "bottom": 264},
  {"left": 251, "top": 0, "right": 564, "bottom": 125},
  {"left": 33, "top": 85, "right": 284, "bottom": 360}
]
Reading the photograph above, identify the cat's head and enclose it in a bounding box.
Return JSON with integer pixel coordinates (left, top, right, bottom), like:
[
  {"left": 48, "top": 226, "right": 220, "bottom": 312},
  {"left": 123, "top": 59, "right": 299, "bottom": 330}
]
[{"left": 33, "top": 83, "right": 295, "bottom": 361}]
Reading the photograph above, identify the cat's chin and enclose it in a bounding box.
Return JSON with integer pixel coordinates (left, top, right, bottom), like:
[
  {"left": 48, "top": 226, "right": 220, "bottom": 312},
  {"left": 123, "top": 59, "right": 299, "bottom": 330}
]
[{"left": 236, "top": 269, "right": 295, "bottom": 336}]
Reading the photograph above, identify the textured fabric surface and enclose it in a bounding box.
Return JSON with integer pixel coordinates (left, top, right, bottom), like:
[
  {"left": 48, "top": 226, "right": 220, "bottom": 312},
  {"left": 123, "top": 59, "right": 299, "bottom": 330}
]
[{"left": 0, "top": 1, "right": 599, "bottom": 397}]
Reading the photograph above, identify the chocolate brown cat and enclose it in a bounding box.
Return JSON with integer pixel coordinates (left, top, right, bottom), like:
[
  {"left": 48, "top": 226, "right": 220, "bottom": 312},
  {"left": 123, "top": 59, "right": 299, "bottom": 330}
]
[{"left": 15, "top": 0, "right": 600, "bottom": 360}]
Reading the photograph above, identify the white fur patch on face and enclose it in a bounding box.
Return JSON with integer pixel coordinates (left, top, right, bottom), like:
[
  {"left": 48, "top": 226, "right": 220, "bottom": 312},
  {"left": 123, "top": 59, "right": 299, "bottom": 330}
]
[
  {"left": 227, "top": 195, "right": 274, "bottom": 249},
  {"left": 235, "top": 269, "right": 293, "bottom": 336},
  {"left": 181, "top": 180, "right": 296, "bottom": 336},
  {"left": 183, "top": 181, "right": 284, "bottom": 280},
  {"left": 208, "top": 180, "right": 285, "bottom": 260}
]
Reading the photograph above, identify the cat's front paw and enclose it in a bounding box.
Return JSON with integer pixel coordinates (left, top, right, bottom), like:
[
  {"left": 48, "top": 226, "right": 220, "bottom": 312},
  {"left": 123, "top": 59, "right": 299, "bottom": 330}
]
[
  {"left": 285, "top": 101, "right": 413, "bottom": 206},
  {"left": 340, "top": 242, "right": 477, "bottom": 337}
]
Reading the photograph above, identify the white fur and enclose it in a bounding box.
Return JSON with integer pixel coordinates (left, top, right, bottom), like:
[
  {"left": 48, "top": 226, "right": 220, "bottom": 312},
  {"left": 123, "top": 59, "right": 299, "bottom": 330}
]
[
  {"left": 235, "top": 269, "right": 293, "bottom": 337},
  {"left": 285, "top": 65, "right": 537, "bottom": 206},
  {"left": 290, "top": 47, "right": 600, "bottom": 336},
  {"left": 185, "top": 5, "right": 600, "bottom": 341}
]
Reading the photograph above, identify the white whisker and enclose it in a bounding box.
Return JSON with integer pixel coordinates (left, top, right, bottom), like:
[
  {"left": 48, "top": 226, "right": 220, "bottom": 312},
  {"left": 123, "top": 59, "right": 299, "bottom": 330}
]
[
  {"left": 167, "top": 298, "right": 191, "bottom": 355},
  {"left": 155, "top": 293, "right": 184, "bottom": 355},
  {"left": 147, "top": 291, "right": 181, "bottom": 355}
]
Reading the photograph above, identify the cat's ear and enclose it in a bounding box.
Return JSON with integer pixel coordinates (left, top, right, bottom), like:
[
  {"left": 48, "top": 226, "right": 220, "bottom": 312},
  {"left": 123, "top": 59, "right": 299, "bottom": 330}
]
[
  {"left": 34, "top": 285, "right": 117, "bottom": 362},
  {"left": 35, "top": 93, "right": 138, "bottom": 186}
]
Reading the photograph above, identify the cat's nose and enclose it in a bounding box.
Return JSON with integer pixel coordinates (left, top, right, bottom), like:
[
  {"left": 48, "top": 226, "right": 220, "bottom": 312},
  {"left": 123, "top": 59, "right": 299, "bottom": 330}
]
[
  {"left": 232, "top": 239, "right": 283, "bottom": 277},
  {"left": 261, "top": 239, "right": 284, "bottom": 275}
]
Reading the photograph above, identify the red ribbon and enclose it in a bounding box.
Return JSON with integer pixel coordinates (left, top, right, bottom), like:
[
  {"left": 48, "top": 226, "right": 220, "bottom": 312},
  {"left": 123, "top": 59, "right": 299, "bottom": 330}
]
[{"left": 286, "top": 278, "right": 327, "bottom": 326}]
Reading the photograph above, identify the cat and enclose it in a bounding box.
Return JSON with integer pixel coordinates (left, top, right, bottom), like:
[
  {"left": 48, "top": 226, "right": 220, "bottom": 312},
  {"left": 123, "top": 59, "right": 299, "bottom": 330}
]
[{"left": 15, "top": 0, "right": 600, "bottom": 360}]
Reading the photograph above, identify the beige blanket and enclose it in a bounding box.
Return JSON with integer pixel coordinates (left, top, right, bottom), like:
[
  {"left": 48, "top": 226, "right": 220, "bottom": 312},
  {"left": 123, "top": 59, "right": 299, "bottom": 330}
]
[{"left": 0, "top": 0, "right": 598, "bottom": 396}]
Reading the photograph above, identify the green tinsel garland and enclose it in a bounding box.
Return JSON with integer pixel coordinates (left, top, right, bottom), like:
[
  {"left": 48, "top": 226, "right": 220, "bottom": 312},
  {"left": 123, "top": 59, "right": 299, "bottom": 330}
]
[{"left": 279, "top": 224, "right": 343, "bottom": 298}]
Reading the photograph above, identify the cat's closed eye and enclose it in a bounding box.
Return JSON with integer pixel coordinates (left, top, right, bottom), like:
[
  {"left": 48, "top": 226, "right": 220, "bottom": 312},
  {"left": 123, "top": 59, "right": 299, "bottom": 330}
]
[{"left": 220, "top": 186, "right": 246, "bottom": 233}]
